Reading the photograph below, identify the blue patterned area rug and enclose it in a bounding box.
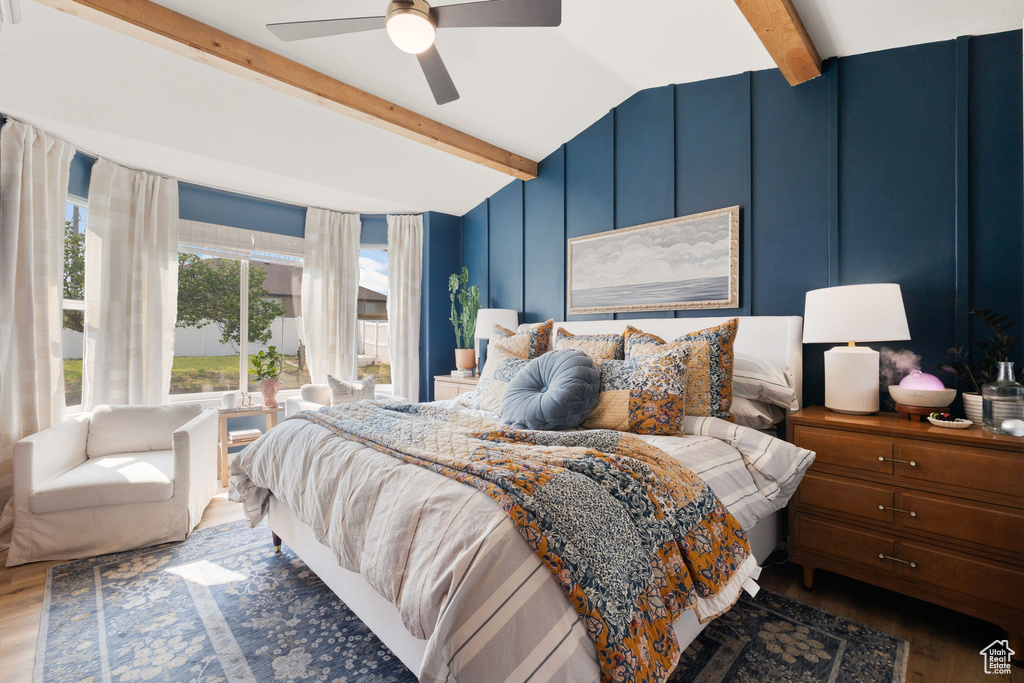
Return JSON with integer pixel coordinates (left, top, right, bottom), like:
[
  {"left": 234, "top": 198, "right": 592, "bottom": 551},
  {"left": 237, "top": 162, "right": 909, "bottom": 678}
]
[{"left": 36, "top": 521, "right": 908, "bottom": 682}]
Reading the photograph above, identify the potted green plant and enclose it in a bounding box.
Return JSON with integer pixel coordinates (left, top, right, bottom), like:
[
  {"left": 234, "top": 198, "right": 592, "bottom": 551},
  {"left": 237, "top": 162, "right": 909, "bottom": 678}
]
[
  {"left": 449, "top": 267, "right": 481, "bottom": 371},
  {"left": 939, "top": 309, "right": 1022, "bottom": 423},
  {"left": 250, "top": 345, "right": 284, "bottom": 409}
]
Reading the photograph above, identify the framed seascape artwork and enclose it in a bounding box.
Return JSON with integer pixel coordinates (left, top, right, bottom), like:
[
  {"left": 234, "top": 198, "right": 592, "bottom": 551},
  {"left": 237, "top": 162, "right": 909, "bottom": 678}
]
[{"left": 567, "top": 205, "right": 740, "bottom": 314}]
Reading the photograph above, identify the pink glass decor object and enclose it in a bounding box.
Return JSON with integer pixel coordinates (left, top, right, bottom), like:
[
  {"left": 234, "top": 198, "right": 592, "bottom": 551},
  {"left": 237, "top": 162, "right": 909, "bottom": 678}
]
[{"left": 899, "top": 370, "right": 946, "bottom": 391}]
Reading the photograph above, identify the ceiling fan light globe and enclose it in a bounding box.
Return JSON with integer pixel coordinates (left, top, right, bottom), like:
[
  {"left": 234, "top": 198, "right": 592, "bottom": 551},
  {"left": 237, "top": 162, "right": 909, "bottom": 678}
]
[{"left": 386, "top": 9, "right": 436, "bottom": 54}]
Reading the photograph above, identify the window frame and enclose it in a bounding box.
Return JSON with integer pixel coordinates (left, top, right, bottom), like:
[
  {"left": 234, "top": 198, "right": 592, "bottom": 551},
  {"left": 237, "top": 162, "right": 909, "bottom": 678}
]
[{"left": 63, "top": 195, "right": 88, "bottom": 411}]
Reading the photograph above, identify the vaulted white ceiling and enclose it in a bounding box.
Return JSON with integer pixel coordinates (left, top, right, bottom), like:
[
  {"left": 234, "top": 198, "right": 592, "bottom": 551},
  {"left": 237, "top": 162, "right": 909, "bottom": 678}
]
[{"left": 1, "top": 0, "right": 1021, "bottom": 216}]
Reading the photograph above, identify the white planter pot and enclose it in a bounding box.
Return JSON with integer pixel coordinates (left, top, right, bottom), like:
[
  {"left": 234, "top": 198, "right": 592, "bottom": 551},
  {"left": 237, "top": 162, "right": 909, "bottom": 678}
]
[{"left": 962, "top": 392, "right": 983, "bottom": 424}]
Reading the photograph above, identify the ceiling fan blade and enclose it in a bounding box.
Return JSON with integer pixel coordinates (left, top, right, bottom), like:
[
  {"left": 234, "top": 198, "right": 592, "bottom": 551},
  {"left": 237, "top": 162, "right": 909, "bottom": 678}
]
[
  {"left": 433, "top": 0, "right": 561, "bottom": 29},
  {"left": 267, "top": 15, "right": 386, "bottom": 42},
  {"left": 416, "top": 45, "right": 460, "bottom": 105}
]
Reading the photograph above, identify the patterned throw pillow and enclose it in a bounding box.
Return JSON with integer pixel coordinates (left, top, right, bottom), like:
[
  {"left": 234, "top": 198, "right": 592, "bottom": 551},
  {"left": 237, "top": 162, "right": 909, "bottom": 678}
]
[
  {"left": 476, "top": 345, "right": 531, "bottom": 412},
  {"left": 327, "top": 374, "right": 375, "bottom": 406},
  {"left": 491, "top": 319, "right": 553, "bottom": 359},
  {"left": 623, "top": 319, "right": 738, "bottom": 421},
  {"left": 581, "top": 346, "right": 691, "bottom": 436},
  {"left": 553, "top": 328, "right": 625, "bottom": 360}
]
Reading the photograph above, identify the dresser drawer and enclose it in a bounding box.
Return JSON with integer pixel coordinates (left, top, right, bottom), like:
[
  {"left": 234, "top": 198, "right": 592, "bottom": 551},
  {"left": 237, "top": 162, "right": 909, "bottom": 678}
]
[
  {"left": 900, "top": 541, "right": 1024, "bottom": 609},
  {"left": 797, "top": 472, "right": 895, "bottom": 524},
  {"left": 794, "top": 426, "right": 894, "bottom": 475},
  {"left": 794, "top": 515, "right": 895, "bottom": 574},
  {"left": 898, "top": 490, "right": 1024, "bottom": 557},
  {"left": 434, "top": 382, "right": 462, "bottom": 400},
  {"left": 896, "top": 440, "right": 1024, "bottom": 499}
]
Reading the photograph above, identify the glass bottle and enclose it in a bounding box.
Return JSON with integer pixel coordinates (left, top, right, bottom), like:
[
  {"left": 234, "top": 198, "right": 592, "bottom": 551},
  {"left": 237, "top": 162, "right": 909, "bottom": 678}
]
[{"left": 982, "top": 362, "right": 1024, "bottom": 434}]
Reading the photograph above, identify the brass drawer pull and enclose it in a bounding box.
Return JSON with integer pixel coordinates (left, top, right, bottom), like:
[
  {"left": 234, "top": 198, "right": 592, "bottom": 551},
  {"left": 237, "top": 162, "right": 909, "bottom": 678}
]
[
  {"left": 878, "top": 505, "right": 917, "bottom": 517},
  {"left": 878, "top": 553, "right": 917, "bottom": 568},
  {"left": 878, "top": 456, "right": 916, "bottom": 466}
]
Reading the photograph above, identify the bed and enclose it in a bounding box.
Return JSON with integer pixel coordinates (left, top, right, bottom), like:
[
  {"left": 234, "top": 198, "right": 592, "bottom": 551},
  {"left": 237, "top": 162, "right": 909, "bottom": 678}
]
[{"left": 231, "top": 315, "right": 812, "bottom": 682}]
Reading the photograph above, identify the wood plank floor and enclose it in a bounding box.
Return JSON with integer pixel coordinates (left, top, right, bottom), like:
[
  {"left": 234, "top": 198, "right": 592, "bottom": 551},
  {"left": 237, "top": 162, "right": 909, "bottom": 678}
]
[{"left": 1, "top": 496, "right": 1020, "bottom": 682}]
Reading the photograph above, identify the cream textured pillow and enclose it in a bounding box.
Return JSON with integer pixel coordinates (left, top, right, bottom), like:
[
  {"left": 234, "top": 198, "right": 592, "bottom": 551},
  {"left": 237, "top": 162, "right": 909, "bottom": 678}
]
[{"left": 327, "top": 375, "right": 376, "bottom": 406}]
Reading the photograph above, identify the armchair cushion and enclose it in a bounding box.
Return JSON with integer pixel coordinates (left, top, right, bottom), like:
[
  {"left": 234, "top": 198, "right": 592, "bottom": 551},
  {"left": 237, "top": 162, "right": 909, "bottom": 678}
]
[
  {"left": 30, "top": 450, "right": 174, "bottom": 514},
  {"left": 87, "top": 403, "right": 203, "bottom": 458}
]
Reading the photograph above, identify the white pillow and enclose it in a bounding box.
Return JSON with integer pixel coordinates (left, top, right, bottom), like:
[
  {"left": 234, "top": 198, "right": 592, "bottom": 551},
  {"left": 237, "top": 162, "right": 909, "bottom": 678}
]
[
  {"left": 733, "top": 354, "right": 798, "bottom": 412},
  {"left": 327, "top": 375, "right": 376, "bottom": 406},
  {"left": 87, "top": 403, "right": 203, "bottom": 458},
  {"left": 732, "top": 396, "right": 786, "bottom": 430}
]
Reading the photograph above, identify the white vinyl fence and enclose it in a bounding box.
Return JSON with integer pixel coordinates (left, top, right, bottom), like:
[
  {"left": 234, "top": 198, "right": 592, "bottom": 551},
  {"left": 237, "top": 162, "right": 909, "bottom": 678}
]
[
  {"left": 64, "top": 317, "right": 391, "bottom": 365},
  {"left": 359, "top": 320, "right": 390, "bottom": 365}
]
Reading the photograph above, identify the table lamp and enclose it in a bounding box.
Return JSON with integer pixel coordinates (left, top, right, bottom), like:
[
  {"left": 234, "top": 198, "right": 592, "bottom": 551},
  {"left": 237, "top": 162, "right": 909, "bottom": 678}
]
[
  {"left": 474, "top": 308, "right": 518, "bottom": 373},
  {"left": 803, "top": 283, "right": 911, "bottom": 414}
]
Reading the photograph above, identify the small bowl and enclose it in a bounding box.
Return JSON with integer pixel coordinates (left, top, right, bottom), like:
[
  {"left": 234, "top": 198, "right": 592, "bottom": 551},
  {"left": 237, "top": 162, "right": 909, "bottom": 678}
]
[
  {"left": 927, "top": 417, "right": 973, "bottom": 429},
  {"left": 889, "top": 385, "right": 957, "bottom": 408}
]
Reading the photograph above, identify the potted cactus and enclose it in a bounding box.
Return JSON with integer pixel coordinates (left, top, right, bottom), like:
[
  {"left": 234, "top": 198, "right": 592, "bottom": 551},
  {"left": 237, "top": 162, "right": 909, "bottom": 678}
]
[{"left": 449, "top": 267, "right": 481, "bottom": 371}]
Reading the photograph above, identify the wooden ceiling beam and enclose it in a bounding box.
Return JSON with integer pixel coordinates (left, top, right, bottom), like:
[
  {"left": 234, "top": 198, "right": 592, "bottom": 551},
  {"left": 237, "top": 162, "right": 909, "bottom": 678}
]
[
  {"left": 733, "top": 0, "right": 822, "bottom": 86},
  {"left": 33, "top": 0, "right": 539, "bottom": 180}
]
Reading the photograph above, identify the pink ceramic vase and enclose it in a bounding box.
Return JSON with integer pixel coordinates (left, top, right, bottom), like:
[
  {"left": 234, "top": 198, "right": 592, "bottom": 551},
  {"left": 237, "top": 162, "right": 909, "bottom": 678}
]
[{"left": 260, "top": 377, "right": 282, "bottom": 409}]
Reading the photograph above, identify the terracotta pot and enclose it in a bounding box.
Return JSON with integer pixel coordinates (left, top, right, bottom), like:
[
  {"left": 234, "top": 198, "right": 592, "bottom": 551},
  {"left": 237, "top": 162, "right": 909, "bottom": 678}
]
[
  {"left": 454, "top": 348, "right": 476, "bottom": 371},
  {"left": 260, "top": 377, "right": 282, "bottom": 409},
  {"left": 962, "top": 392, "right": 983, "bottom": 424}
]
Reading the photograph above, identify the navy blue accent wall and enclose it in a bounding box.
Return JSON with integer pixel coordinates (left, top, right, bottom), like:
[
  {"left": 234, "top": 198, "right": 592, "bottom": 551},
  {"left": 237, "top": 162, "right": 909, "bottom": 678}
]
[
  {"left": 524, "top": 147, "right": 567, "bottom": 322},
  {"left": 420, "top": 211, "right": 462, "bottom": 401},
  {"left": 178, "top": 183, "right": 307, "bottom": 237},
  {"left": 68, "top": 153, "right": 96, "bottom": 199},
  {"left": 459, "top": 31, "right": 1024, "bottom": 405},
  {"left": 488, "top": 181, "right": 525, "bottom": 312},
  {"left": 57, "top": 150, "right": 393, "bottom": 243}
]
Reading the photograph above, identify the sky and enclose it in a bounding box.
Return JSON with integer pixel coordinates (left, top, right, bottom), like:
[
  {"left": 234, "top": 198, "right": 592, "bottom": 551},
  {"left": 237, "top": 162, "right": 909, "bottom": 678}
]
[
  {"left": 359, "top": 248, "right": 388, "bottom": 296},
  {"left": 570, "top": 213, "right": 732, "bottom": 291}
]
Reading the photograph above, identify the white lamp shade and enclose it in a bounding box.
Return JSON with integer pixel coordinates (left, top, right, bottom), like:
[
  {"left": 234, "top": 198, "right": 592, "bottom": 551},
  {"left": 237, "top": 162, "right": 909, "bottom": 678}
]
[
  {"left": 475, "top": 309, "right": 519, "bottom": 339},
  {"left": 803, "top": 283, "right": 910, "bottom": 344}
]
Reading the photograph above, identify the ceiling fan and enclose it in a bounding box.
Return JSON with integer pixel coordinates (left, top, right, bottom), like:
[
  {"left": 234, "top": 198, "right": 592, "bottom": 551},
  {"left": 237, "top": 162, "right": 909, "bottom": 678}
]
[{"left": 266, "top": 0, "right": 561, "bottom": 106}]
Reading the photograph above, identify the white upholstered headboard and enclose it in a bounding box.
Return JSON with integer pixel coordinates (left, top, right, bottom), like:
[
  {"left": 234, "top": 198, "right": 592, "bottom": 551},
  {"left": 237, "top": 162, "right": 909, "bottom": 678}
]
[{"left": 551, "top": 316, "right": 804, "bottom": 407}]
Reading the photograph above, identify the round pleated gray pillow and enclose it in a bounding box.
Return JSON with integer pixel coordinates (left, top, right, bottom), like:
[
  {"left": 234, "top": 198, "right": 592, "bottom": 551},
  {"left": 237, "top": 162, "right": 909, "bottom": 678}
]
[{"left": 499, "top": 350, "right": 600, "bottom": 430}]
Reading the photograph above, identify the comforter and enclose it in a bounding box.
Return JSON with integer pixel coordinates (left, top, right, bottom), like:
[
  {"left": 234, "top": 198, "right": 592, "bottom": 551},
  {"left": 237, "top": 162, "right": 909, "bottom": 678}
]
[{"left": 231, "top": 401, "right": 814, "bottom": 683}]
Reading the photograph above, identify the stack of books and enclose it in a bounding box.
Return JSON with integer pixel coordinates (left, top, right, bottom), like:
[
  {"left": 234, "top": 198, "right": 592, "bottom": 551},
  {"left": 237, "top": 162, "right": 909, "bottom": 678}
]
[{"left": 227, "top": 428, "right": 262, "bottom": 446}]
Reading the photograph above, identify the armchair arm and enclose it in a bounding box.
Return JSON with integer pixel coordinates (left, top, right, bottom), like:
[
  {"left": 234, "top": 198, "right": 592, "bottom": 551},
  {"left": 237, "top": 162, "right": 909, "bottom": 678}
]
[
  {"left": 13, "top": 416, "right": 89, "bottom": 506},
  {"left": 171, "top": 408, "right": 218, "bottom": 506},
  {"left": 285, "top": 397, "right": 323, "bottom": 418}
]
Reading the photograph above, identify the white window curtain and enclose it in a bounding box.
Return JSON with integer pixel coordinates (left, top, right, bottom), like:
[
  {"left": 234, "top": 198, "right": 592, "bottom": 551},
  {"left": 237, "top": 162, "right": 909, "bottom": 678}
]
[
  {"left": 0, "top": 118, "right": 75, "bottom": 545},
  {"left": 82, "top": 159, "right": 179, "bottom": 408},
  {"left": 387, "top": 214, "right": 423, "bottom": 402},
  {"left": 301, "top": 208, "right": 360, "bottom": 383}
]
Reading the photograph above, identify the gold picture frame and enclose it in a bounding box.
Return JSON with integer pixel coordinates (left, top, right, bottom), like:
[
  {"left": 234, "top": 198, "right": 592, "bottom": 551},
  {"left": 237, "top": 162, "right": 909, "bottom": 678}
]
[{"left": 567, "top": 206, "right": 739, "bottom": 314}]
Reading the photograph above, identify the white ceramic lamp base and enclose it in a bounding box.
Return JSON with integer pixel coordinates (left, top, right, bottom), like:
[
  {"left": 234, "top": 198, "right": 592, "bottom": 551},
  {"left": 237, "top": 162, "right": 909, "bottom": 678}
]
[{"left": 824, "top": 345, "right": 880, "bottom": 414}]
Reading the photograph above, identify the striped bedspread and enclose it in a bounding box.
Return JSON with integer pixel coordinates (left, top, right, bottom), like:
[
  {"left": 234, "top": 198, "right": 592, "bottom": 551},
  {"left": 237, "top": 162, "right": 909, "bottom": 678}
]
[{"left": 230, "top": 402, "right": 813, "bottom": 683}]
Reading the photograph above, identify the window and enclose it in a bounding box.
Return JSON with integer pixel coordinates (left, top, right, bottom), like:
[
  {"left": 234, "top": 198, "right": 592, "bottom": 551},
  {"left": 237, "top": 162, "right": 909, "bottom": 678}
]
[
  {"left": 173, "top": 222, "right": 309, "bottom": 397},
  {"left": 358, "top": 248, "right": 389, "bottom": 384},
  {"left": 62, "top": 198, "right": 87, "bottom": 408}
]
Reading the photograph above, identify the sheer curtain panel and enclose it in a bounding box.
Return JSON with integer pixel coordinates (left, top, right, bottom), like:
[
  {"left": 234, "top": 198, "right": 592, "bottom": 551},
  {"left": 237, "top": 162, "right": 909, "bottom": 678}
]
[
  {"left": 82, "top": 159, "right": 179, "bottom": 408},
  {"left": 387, "top": 214, "right": 423, "bottom": 402},
  {"left": 301, "top": 209, "right": 360, "bottom": 383},
  {"left": 0, "top": 119, "right": 75, "bottom": 544}
]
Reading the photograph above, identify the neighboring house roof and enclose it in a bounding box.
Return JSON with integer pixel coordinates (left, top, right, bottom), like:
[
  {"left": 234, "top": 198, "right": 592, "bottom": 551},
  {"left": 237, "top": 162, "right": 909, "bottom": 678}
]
[
  {"left": 358, "top": 286, "right": 386, "bottom": 302},
  {"left": 253, "top": 260, "right": 386, "bottom": 302}
]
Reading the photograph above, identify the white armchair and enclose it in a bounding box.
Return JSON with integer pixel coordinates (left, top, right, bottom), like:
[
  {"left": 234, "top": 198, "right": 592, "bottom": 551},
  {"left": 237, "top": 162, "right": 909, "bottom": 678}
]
[{"left": 6, "top": 403, "right": 218, "bottom": 566}]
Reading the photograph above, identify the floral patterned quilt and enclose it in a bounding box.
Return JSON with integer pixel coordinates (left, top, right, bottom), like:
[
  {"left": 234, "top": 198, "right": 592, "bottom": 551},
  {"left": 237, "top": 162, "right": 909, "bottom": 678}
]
[{"left": 291, "top": 401, "right": 754, "bottom": 683}]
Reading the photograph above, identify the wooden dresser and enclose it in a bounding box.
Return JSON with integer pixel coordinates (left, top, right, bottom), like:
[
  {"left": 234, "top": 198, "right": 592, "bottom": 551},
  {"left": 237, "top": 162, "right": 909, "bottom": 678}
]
[
  {"left": 434, "top": 374, "right": 479, "bottom": 401},
  {"left": 788, "top": 406, "right": 1024, "bottom": 657}
]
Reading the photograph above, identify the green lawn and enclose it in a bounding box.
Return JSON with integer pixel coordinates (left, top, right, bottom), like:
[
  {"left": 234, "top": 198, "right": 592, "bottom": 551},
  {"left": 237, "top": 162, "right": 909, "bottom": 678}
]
[{"left": 64, "top": 355, "right": 390, "bottom": 405}]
